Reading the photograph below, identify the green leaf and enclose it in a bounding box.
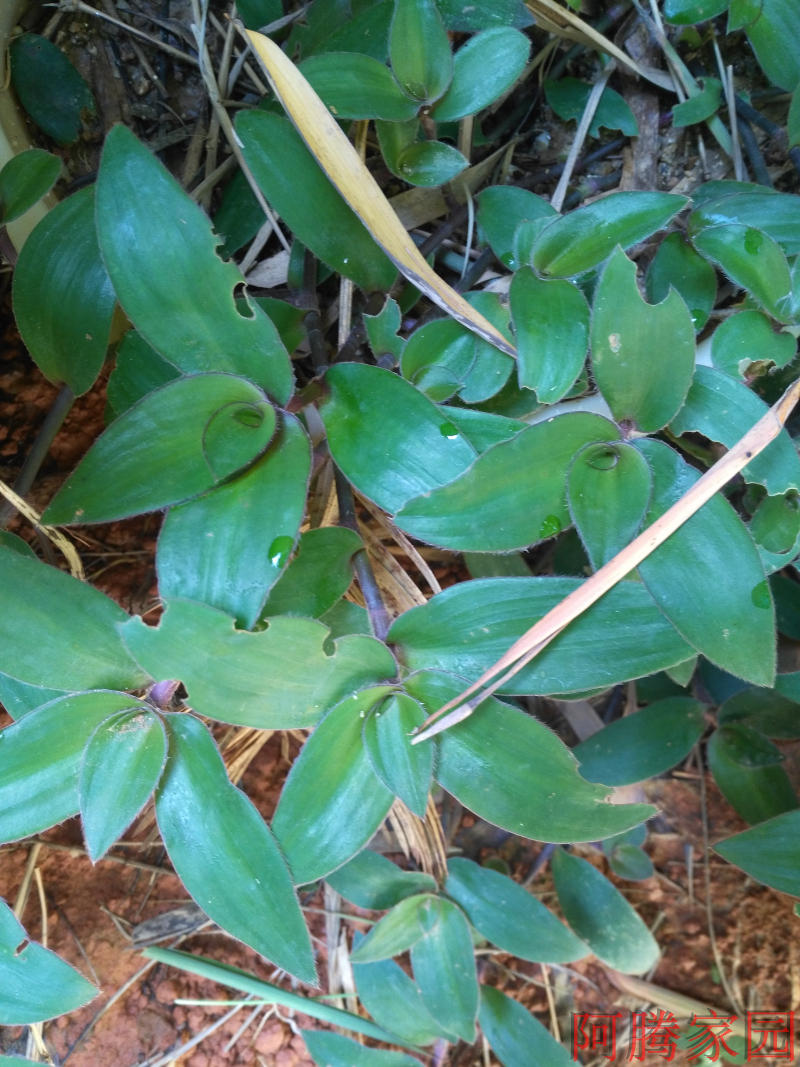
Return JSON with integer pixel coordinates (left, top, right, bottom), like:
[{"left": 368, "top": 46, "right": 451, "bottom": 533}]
[
  {"left": 405, "top": 672, "right": 655, "bottom": 842},
  {"left": 320, "top": 362, "right": 476, "bottom": 513},
  {"left": 390, "top": 580, "right": 695, "bottom": 696},
  {"left": 551, "top": 849, "right": 660, "bottom": 973},
  {"left": 237, "top": 109, "right": 396, "bottom": 292},
  {"left": 157, "top": 413, "right": 310, "bottom": 628},
  {"left": 671, "top": 365, "right": 800, "bottom": 494},
  {"left": 532, "top": 192, "right": 688, "bottom": 277},
  {"left": 663, "top": 0, "right": 728, "bottom": 22},
  {"left": 302, "top": 1030, "right": 422, "bottom": 1067},
  {"left": 9, "top": 34, "right": 95, "bottom": 145},
  {"left": 12, "top": 187, "right": 114, "bottom": 396},
  {"left": 445, "top": 858, "right": 589, "bottom": 963},
  {"left": 389, "top": 0, "right": 452, "bottom": 103},
  {"left": 353, "top": 950, "right": 443, "bottom": 1046},
  {"left": 479, "top": 985, "right": 573, "bottom": 1067},
  {"left": 774, "top": 572, "right": 800, "bottom": 636},
  {"left": 735, "top": 0, "right": 800, "bottom": 89},
  {"left": 396, "top": 413, "right": 619, "bottom": 551},
  {"left": 545, "top": 78, "right": 638, "bottom": 137},
  {"left": 510, "top": 269, "right": 589, "bottom": 402},
  {"left": 350, "top": 894, "right": 437, "bottom": 962},
  {"left": 0, "top": 674, "right": 68, "bottom": 721},
  {"left": 96, "top": 125, "right": 293, "bottom": 401},
  {"left": 750, "top": 493, "right": 800, "bottom": 575},
  {"left": 707, "top": 724, "right": 797, "bottom": 825},
  {"left": 365, "top": 297, "right": 406, "bottom": 363},
  {"left": 0, "top": 691, "right": 150, "bottom": 843},
  {"left": 0, "top": 149, "right": 60, "bottom": 225},
  {"left": 121, "top": 599, "right": 396, "bottom": 729},
  {"left": 79, "top": 707, "right": 167, "bottom": 861},
  {"left": 437, "top": 0, "right": 533, "bottom": 31},
  {"left": 235, "top": 0, "right": 282, "bottom": 29},
  {"left": 144, "top": 944, "right": 414, "bottom": 1044},
  {"left": 789, "top": 85, "right": 800, "bottom": 148},
  {"left": 477, "top": 185, "right": 556, "bottom": 271},
  {"left": 591, "top": 247, "right": 695, "bottom": 432},
  {"left": 690, "top": 183, "right": 800, "bottom": 255},
  {"left": 607, "top": 843, "right": 655, "bottom": 881},
  {"left": 391, "top": 139, "right": 468, "bottom": 188},
  {"left": 692, "top": 224, "right": 793, "bottom": 321},
  {"left": 272, "top": 688, "right": 395, "bottom": 883},
  {"left": 567, "top": 441, "right": 653, "bottom": 570},
  {"left": 645, "top": 232, "right": 717, "bottom": 332},
  {"left": 409, "top": 897, "right": 478, "bottom": 1043},
  {"left": 260, "top": 526, "right": 362, "bottom": 619},
  {"left": 636, "top": 438, "right": 775, "bottom": 687},
  {"left": 299, "top": 53, "right": 419, "bottom": 119},
  {"left": 400, "top": 312, "right": 512, "bottom": 403},
  {"left": 574, "top": 697, "right": 707, "bottom": 785},
  {"left": 326, "top": 850, "right": 437, "bottom": 910},
  {"left": 711, "top": 310, "right": 796, "bottom": 379},
  {"left": 0, "top": 900, "right": 96, "bottom": 1024},
  {"left": 673, "top": 77, "right": 723, "bottom": 126},
  {"left": 0, "top": 549, "right": 146, "bottom": 691},
  {"left": 436, "top": 406, "right": 523, "bottom": 453},
  {"left": 106, "top": 331, "right": 180, "bottom": 419},
  {"left": 431, "top": 27, "right": 530, "bottom": 122},
  {"left": 44, "top": 374, "right": 276, "bottom": 525},
  {"left": 714, "top": 809, "right": 800, "bottom": 894},
  {"left": 719, "top": 685, "right": 800, "bottom": 738},
  {"left": 156, "top": 713, "right": 315, "bottom": 981},
  {"left": 363, "top": 693, "right": 433, "bottom": 816}
]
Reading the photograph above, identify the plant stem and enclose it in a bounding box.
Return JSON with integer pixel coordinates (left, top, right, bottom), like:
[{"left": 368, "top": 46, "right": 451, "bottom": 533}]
[
  {"left": 334, "top": 467, "right": 391, "bottom": 642},
  {"left": 0, "top": 384, "right": 74, "bottom": 529}
]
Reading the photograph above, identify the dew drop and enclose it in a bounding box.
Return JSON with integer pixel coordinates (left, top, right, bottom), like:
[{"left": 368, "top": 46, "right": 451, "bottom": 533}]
[
  {"left": 538, "top": 514, "right": 562, "bottom": 539},
  {"left": 439, "top": 421, "right": 460, "bottom": 439},
  {"left": 268, "top": 535, "right": 294, "bottom": 569},
  {"left": 744, "top": 228, "right": 762, "bottom": 255},
  {"left": 751, "top": 580, "right": 771, "bottom": 609}
]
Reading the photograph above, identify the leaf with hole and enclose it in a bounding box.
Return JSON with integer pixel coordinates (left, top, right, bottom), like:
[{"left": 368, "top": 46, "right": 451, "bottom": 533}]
[
  {"left": 156, "top": 713, "right": 315, "bottom": 981},
  {"left": 120, "top": 599, "right": 396, "bottom": 730},
  {"left": 96, "top": 125, "right": 293, "bottom": 400}
]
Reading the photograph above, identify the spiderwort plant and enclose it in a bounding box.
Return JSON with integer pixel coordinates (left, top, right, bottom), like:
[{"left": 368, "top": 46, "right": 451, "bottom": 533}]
[{"left": 1, "top": 0, "right": 800, "bottom": 1058}]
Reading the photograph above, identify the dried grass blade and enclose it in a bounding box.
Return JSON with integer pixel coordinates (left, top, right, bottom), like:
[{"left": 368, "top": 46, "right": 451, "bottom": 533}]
[
  {"left": 244, "top": 28, "right": 516, "bottom": 357},
  {"left": 412, "top": 376, "right": 800, "bottom": 743}
]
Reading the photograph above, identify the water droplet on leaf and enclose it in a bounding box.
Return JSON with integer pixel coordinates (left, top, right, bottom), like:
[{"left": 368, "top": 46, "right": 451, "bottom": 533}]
[
  {"left": 438, "top": 421, "right": 460, "bottom": 440},
  {"left": 538, "top": 514, "right": 562, "bottom": 539},
  {"left": 268, "top": 535, "right": 294, "bottom": 569},
  {"left": 744, "top": 228, "right": 762, "bottom": 255},
  {"left": 750, "top": 580, "right": 771, "bottom": 609},
  {"left": 587, "top": 445, "right": 620, "bottom": 470}
]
